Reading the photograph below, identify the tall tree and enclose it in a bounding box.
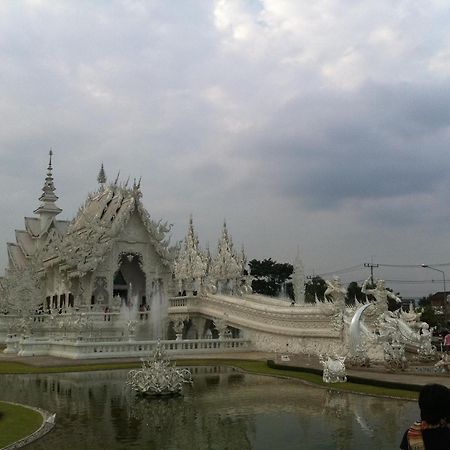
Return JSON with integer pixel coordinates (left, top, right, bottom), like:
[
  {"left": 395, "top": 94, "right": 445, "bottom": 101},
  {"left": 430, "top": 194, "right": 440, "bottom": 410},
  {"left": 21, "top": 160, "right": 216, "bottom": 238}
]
[
  {"left": 304, "top": 276, "right": 327, "bottom": 303},
  {"left": 248, "top": 258, "right": 293, "bottom": 298},
  {"left": 346, "top": 281, "right": 364, "bottom": 305}
]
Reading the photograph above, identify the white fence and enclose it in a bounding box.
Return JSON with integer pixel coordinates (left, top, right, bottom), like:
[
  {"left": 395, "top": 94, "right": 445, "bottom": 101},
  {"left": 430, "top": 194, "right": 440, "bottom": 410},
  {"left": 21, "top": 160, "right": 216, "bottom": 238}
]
[{"left": 5, "top": 337, "right": 251, "bottom": 359}]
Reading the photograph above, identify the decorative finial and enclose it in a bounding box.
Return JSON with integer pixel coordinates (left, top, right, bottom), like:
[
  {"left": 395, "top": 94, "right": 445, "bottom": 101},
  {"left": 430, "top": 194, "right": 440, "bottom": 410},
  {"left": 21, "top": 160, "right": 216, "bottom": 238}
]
[{"left": 34, "top": 149, "right": 62, "bottom": 224}]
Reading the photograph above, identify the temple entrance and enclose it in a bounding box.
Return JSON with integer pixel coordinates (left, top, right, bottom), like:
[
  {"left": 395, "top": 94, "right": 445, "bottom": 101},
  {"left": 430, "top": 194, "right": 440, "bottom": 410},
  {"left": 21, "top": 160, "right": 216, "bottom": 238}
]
[{"left": 113, "top": 253, "right": 146, "bottom": 306}]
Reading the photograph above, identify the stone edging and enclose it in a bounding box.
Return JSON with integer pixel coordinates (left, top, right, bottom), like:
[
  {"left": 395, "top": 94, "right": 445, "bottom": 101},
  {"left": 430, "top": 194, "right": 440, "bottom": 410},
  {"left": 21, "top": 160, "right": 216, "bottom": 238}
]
[{"left": 1, "top": 402, "right": 55, "bottom": 450}]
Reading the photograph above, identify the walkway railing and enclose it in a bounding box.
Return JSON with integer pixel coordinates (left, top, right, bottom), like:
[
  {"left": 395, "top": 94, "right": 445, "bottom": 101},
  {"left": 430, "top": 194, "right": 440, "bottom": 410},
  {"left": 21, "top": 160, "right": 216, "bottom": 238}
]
[{"left": 15, "top": 337, "right": 251, "bottom": 359}]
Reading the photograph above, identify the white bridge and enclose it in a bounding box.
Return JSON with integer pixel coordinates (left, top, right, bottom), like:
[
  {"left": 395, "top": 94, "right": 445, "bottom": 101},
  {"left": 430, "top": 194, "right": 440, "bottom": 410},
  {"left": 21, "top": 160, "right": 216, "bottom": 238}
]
[
  {"left": 1, "top": 293, "right": 346, "bottom": 359},
  {"left": 168, "top": 293, "right": 343, "bottom": 355},
  {"left": 169, "top": 294, "right": 338, "bottom": 338}
]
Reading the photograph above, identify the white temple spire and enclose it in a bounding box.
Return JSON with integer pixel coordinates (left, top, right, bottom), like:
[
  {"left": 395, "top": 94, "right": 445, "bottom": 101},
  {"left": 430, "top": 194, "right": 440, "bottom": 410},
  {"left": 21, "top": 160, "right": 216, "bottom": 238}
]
[
  {"left": 34, "top": 150, "right": 62, "bottom": 232},
  {"left": 293, "top": 246, "right": 305, "bottom": 304}
]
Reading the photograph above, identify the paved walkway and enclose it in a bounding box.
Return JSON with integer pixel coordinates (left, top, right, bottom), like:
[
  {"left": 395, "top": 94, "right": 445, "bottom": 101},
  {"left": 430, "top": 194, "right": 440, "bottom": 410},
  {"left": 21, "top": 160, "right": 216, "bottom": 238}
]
[
  {"left": 1, "top": 351, "right": 449, "bottom": 388},
  {"left": 278, "top": 354, "right": 450, "bottom": 388}
]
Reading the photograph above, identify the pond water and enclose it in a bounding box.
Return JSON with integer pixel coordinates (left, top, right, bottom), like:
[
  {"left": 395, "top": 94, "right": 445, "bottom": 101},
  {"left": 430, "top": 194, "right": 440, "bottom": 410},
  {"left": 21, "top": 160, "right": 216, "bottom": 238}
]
[{"left": 0, "top": 367, "right": 418, "bottom": 450}]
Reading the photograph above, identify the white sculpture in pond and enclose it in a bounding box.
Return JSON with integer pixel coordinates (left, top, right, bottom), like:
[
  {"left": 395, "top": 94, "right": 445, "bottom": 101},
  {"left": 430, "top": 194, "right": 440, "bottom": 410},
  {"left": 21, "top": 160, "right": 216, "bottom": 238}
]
[
  {"left": 320, "top": 354, "right": 347, "bottom": 383},
  {"left": 126, "top": 341, "right": 193, "bottom": 396}
]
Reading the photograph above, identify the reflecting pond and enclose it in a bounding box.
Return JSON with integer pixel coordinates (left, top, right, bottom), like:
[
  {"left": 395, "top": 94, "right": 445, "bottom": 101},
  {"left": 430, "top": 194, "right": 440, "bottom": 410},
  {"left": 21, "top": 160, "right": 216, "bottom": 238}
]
[{"left": 0, "top": 367, "right": 417, "bottom": 449}]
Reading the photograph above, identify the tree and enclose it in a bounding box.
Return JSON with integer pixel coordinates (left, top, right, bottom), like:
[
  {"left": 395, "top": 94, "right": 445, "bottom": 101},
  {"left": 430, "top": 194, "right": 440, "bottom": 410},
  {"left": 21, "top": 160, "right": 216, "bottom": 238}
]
[
  {"left": 345, "top": 281, "right": 364, "bottom": 305},
  {"left": 248, "top": 258, "right": 293, "bottom": 298},
  {"left": 420, "top": 304, "right": 443, "bottom": 329},
  {"left": 304, "top": 276, "right": 326, "bottom": 303}
]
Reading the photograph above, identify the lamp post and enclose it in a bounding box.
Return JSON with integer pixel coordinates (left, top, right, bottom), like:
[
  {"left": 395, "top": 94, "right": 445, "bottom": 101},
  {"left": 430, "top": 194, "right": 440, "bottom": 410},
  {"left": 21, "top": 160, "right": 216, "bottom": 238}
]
[{"left": 421, "top": 264, "right": 448, "bottom": 324}]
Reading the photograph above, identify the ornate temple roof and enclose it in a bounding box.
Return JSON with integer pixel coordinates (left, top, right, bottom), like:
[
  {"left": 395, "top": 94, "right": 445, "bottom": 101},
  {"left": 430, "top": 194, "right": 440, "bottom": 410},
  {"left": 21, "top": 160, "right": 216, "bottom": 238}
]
[
  {"left": 7, "top": 242, "right": 27, "bottom": 270},
  {"left": 174, "top": 216, "right": 208, "bottom": 281},
  {"left": 209, "top": 221, "right": 245, "bottom": 281},
  {"left": 44, "top": 180, "right": 174, "bottom": 276},
  {"left": 4, "top": 154, "right": 246, "bottom": 285},
  {"left": 5, "top": 157, "right": 174, "bottom": 279}
]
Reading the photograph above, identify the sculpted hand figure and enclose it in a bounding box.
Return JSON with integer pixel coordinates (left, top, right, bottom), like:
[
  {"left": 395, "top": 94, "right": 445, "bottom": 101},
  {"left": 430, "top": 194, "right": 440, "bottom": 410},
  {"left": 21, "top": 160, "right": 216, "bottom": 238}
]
[{"left": 361, "top": 277, "right": 401, "bottom": 315}]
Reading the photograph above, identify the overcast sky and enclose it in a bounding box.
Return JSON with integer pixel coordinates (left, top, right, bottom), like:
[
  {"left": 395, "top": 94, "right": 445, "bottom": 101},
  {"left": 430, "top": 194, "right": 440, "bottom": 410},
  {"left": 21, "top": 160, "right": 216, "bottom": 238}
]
[{"left": 1, "top": 0, "right": 450, "bottom": 297}]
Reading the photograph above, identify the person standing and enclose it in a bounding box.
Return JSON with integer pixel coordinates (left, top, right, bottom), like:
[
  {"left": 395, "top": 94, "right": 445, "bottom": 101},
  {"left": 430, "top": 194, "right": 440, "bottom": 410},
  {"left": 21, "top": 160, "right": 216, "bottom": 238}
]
[
  {"left": 400, "top": 384, "right": 450, "bottom": 450},
  {"left": 444, "top": 331, "right": 450, "bottom": 353}
]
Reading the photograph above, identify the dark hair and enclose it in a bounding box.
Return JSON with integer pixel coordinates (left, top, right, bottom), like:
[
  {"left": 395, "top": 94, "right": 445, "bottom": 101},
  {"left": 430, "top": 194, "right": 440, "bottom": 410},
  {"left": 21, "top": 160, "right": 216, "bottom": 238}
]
[{"left": 419, "top": 384, "right": 450, "bottom": 424}]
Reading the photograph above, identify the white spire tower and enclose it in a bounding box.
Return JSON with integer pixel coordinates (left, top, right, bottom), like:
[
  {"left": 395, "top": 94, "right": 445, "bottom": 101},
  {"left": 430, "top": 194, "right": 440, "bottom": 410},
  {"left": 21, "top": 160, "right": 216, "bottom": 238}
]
[
  {"left": 34, "top": 150, "right": 62, "bottom": 233},
  {"left": 292, "top": 246, "right": 305, "bottom": 304}
]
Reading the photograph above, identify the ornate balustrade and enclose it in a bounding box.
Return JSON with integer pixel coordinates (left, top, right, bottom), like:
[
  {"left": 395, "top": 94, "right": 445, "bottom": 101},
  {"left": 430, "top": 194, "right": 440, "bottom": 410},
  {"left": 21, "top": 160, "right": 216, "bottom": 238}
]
[{"left": 14, "top": 337, "right": 250, "bottom": 359}]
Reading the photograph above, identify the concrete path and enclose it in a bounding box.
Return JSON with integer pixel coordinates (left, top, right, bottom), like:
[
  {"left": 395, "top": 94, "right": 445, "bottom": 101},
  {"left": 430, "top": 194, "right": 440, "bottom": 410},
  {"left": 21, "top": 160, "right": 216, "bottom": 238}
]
[{"left": 275, "top": 353, "right": 450, "bottom": 388}]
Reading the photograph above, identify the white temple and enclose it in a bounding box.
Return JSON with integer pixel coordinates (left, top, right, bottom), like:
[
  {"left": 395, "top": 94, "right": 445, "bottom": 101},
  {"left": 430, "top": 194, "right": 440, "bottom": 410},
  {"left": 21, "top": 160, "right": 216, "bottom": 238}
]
[
  {"left": 2, "top": 152, "right": 176, "bottom": 314},
  {"left": 0, "top": 153, "right": 437, "bottom": 368}
]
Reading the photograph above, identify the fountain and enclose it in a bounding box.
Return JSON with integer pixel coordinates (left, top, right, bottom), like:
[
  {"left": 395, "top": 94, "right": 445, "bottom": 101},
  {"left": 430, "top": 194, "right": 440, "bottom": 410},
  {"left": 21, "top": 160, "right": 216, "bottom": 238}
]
[{"left": 126, "top": 340, "right": 192, "bottom": 396}]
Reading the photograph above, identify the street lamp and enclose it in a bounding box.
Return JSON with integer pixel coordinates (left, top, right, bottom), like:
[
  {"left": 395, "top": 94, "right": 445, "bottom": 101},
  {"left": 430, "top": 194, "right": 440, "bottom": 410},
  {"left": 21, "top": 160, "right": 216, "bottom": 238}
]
[{"left": 421, "top": 264, "right": 448, "bottom": 324}]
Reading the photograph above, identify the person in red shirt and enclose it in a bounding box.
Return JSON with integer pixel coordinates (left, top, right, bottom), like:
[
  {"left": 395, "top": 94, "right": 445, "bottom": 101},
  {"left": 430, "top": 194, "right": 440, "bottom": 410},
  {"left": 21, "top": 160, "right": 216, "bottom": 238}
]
[{"left": 444, "top": 332, "right": 450, "bottom": 353}]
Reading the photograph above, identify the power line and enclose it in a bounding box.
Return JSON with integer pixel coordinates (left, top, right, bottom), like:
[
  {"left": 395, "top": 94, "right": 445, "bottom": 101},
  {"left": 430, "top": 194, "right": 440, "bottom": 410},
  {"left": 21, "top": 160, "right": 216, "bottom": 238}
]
[
  {"left": 364, "top": 262, "right": 379, "bottom": 284},
  {"left": 378, "top": 263, "right": 450, "bottom": 268},
  {"left": 315, "top": 264, "right": 364, "bottom": 277}
]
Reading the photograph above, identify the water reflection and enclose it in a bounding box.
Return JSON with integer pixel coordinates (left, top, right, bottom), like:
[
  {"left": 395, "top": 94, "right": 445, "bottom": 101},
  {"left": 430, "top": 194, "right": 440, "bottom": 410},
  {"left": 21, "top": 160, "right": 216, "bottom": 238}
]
[{"left": 0, "top": 367, "right": 417, "bottom": 450}]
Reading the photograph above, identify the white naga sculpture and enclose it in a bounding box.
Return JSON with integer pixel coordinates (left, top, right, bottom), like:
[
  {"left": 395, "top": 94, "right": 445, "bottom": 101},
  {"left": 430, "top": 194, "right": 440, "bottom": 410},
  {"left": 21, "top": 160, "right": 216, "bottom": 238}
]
[
  {"left": 320, "top": 354, "right": 347, "bottom": 383},
  {"left": 347, "top": 276, "right": 436, "bottom": 366}
]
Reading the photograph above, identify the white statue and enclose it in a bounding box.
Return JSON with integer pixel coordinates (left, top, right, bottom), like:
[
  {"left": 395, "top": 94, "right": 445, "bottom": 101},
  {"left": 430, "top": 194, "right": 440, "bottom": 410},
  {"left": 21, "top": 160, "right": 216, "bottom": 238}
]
[
  {"left": 126, "top": 341, "right": 192, "bottom": 396},
  {"left": 417, "top": 323, "right": 436, "bottom": 361},
  {"left": 435, "top": 353, "right": 450, "bottom": 373},
  {"left": 383, "top": 338, "right": 407, "bottom": 371},
  {"left": 361, "top": 277, "right": 401, "bottom": 319},
  {"left": 319, "top": 354, "right": 347, "bottom": 383},
  {"left": 324, "top": 276, "right": 346, "bottom": 308}
]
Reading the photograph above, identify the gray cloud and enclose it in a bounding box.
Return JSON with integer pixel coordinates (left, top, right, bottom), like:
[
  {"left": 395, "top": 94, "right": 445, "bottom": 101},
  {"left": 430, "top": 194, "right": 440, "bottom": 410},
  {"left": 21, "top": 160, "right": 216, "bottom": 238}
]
[{"left": 1, "top": 0, "right": 450, "bottom": 297}]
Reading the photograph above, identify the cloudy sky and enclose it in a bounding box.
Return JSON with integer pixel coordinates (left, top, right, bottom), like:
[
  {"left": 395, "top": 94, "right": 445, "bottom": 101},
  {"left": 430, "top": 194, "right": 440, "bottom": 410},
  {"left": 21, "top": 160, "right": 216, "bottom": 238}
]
[{"left": 1, "top": 0, "right": 450, "bottom": 297}]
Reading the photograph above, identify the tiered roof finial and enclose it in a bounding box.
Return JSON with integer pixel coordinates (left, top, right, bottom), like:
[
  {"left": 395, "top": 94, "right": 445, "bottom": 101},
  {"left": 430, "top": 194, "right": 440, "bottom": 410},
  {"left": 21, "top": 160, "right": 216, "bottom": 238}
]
[
  {"left": 39, "top": 149, "right": 58, "bottom": 201},
  {"left": 34, "top": 149, "right": 62, "bottom": 229},
  {"left": 38, "top": 150, "right": 59, "bottom": 204}
]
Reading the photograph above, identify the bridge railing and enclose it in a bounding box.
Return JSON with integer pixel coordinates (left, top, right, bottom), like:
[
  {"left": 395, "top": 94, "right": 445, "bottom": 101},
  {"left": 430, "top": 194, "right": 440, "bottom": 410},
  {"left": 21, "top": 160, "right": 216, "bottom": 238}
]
[{"left": 14, "top": 337, "right": 251, "bottom": 359}]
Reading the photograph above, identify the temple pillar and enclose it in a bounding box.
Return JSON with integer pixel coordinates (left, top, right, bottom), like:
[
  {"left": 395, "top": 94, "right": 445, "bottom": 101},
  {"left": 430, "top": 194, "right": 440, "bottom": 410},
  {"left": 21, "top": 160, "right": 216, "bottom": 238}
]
[{"left": 191, "top": 316, "right": 207, "bottom": 339}]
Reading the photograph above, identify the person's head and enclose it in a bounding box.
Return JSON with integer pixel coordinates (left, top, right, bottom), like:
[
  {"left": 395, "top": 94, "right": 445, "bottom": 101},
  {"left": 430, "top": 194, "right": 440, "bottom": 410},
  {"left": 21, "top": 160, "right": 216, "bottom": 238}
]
[
  {"left": 419, "top": 384, "right": 450, "bottom": 424},
  {"left": 376, "top": 279, "right": 385, "bottom": 289}
]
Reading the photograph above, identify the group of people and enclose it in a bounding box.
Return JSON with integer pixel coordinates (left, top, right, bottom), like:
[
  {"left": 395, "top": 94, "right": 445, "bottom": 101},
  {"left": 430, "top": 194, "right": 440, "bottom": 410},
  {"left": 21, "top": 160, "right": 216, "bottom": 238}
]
[{"left": 400, "top": 384, "right": 450, "bottom": 450}]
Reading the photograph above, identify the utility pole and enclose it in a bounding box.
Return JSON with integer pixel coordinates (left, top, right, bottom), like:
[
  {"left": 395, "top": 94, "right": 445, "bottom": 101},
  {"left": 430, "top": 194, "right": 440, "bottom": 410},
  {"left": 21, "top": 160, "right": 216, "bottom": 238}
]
[{"left": 364, "top": 262, "right": 379, "bottom": 285}]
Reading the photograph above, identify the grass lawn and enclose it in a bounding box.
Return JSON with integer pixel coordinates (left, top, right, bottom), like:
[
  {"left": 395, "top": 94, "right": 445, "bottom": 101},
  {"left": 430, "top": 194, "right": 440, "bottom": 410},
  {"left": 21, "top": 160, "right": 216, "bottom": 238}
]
[
  {"left": 0, "top": 358, "right": 419, "bottom": 400},
  {"left": 0, "top": 401, "right": 43, "bottom": 448}
]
